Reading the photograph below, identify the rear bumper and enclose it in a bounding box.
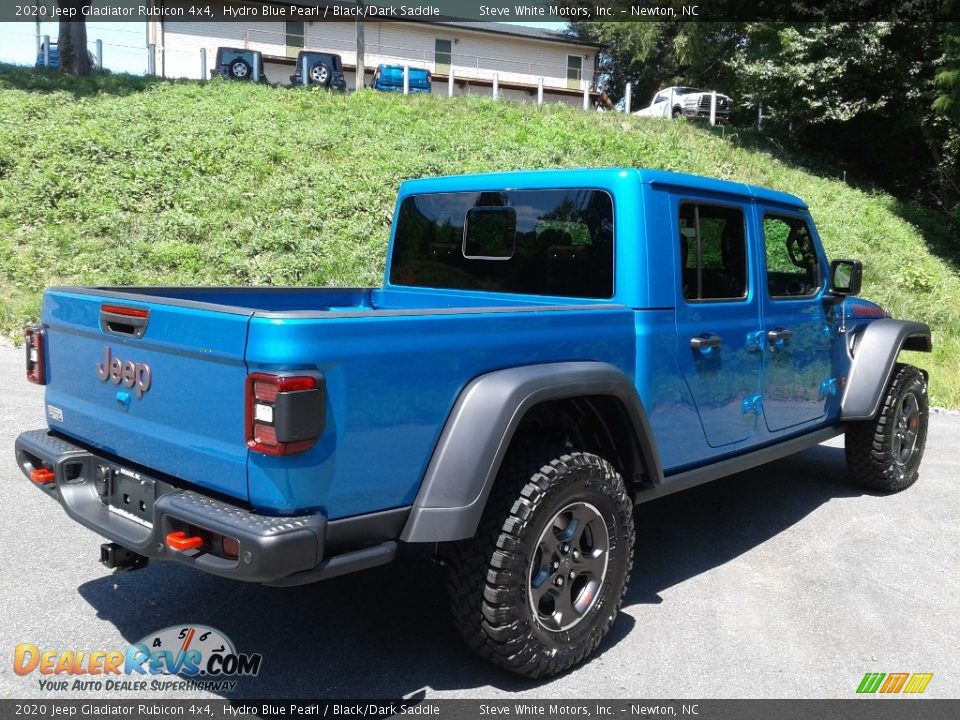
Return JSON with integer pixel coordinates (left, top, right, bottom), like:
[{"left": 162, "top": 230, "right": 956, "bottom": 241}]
[
  {"left": 15, "top": 429, "right": 404, "bottom": 585},
  {"left": 289, "top": 75, "right": 348, "bottom": 91},
  {"left": 372, "top": 85, "right": 431, "bottom": 93}
]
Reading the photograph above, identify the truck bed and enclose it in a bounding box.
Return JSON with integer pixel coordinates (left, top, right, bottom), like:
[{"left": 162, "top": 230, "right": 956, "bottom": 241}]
[{"left": 41, "top": 286, "right": 634, "bottom": 518}]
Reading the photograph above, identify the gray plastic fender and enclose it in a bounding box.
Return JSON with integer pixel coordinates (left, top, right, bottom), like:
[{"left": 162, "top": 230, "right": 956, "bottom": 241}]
[
  {"left": 841, "top": 319, "right": 932, "bottom": 421},
  {"left": 400, "top": 362, "right": 662, "bottom": 543}
]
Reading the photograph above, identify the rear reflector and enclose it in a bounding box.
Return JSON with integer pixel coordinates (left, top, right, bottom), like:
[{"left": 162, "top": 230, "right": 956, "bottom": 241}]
[
  {"left": 221, "top": 536, "right": 240, "bottom": 559},
  {"left": 24, "top": 325, "right": 46, "bottom": 385},
  {"left": 31, "top": 468, "right": 55, "bottom": 484},
  {"left": 166, "top": 531, "right": 203, "bottom": 551}
]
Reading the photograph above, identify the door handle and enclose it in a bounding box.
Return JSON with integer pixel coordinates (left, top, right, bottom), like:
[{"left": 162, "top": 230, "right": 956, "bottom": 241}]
[
  {"left": 690, "top": 334, "right": 723, "bottom": 350},
  {"left": 767, "top": 327, "right": 794, "bottom": 343}
]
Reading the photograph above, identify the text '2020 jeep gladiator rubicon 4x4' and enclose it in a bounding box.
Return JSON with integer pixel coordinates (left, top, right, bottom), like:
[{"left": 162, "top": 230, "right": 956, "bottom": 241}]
[{"left": 16, "top": 169, "right": 931, "bottom": 677}]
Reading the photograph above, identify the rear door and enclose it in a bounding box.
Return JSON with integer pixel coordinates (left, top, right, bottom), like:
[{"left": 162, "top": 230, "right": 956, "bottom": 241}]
[
  {"left": 42, "top": 290, "right": 251, "bottom": 501},
  {"left": 757, "top": 209, "right": 834, "bottom": 431},
  {"left": 673, "top": 195, "right": 763, "bottom": 447}
]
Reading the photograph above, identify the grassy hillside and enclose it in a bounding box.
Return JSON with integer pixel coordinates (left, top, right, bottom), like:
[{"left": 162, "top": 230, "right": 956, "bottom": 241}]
[{"left": 1, "top": 65, "right": 958, "bottom": 406}]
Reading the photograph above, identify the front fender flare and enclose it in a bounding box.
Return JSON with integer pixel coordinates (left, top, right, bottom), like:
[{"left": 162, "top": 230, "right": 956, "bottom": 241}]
[
  {"left": 400, "top": 362, "right": 661, "bottom": 543},
  {"left": 841, "top": 319, "right": 932, "bottom": 421}
]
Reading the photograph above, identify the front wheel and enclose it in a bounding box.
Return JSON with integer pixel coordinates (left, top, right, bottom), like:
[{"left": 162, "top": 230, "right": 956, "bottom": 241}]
[
  {"left": 845, "top": 363, "right": 929, "bottom": 492},
  {"left": 445, "top": 449, "right": 634, "bottom": 678}
]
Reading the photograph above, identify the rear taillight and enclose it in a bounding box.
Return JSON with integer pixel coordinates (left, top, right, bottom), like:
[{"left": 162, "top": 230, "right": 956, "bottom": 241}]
[
  {"left": 245, "top": 372, "right": 325, "bottom": 455},
  {"left": 25, "top": 325, "right": 46, "bottom": 385}
]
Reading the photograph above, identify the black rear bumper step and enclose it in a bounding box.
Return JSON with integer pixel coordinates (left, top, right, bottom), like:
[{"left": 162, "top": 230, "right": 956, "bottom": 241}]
[{"left": 15, "top": 429, "right": 404, "bottom": 584}]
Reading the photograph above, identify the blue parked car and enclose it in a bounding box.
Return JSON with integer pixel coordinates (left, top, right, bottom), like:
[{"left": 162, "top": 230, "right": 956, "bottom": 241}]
[
  {"left": 35, "top": 42, "right": 96, "bottom": 69},
  {"left": 370, "top": 63, "right": 431, "bottom": 93},
  {"left": 16, "top": 169, "right": 931, "bottom": 678}
]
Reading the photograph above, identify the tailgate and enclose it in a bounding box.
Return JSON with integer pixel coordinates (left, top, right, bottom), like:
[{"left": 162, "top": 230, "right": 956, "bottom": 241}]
[{"left": 41, "top": 289, "right": 251, "bottom": 502}]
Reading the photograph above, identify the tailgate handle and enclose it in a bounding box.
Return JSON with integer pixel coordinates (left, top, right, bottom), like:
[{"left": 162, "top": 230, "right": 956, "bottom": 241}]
[{"left": 100, "top": 305, "right": 149, "bottom": 339}]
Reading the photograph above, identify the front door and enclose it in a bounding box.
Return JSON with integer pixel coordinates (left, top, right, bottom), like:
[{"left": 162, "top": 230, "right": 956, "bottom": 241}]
[
  {"left": 674, "top": 198, "right": 763, "bottom": 447},
  {"left": 758, "top": 210, "right": 834, "bottom": 431}
]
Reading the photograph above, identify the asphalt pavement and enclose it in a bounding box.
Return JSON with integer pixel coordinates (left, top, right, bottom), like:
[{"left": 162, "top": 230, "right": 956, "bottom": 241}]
[{"left": 0, "top": 344, "right": 956, "bottom": 700}]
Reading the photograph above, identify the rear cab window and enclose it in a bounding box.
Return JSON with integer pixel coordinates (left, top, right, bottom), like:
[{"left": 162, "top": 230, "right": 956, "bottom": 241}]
[{"left": 389, "top": 189, "right": 615, "bottom": 299}]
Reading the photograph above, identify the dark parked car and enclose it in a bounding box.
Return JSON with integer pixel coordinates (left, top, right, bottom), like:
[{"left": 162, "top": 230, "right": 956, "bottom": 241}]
[
  {"left": 290, "top": 51, "right": 346, "bottom": 90},
  {"left": 214, "top": 47, "right": 265, "bottom": 81}
]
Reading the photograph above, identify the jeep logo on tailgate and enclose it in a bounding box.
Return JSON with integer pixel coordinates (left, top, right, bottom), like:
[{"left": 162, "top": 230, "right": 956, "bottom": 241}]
[{"left": 97, "top": 346, "right": 152, "bottom": 399}]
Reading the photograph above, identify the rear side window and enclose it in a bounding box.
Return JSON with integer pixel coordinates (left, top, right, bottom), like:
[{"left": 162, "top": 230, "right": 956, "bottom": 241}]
[
  {"left": 678, "top": 203, "right": 748, "bottom": 301},
  {"left": 762, "top": 214, "right": 822, "bottom": 298},
  {"left": 390, "top": 189, "right": 614, "bottom": 299}
]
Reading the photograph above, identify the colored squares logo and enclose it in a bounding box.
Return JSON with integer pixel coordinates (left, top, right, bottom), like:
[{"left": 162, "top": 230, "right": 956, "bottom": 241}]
[{"left": 857, "top": 672, "right": 933, "bottom": 694}]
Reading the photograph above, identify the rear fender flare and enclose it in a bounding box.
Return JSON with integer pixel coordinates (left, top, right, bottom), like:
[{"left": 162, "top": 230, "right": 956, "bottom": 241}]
[
  {"left": 841, "top": 319, "right": 932, "bottom": 421},
  {"left": 400, "top": 362, "right": 661, "bottom": 543}
]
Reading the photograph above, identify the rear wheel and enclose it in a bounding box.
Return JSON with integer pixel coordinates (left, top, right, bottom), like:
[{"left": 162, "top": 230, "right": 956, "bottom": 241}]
[
  {"left": 846, "top": 363, "right": 928, "bottom": 492},
  {"left": 445, "top": 446, "right": 634, "bottom": 678},
  {"left": 228, "top": 59, "right": 251, "bottom": 80},
  {"left": 310, "top": 62, "right": 331, "bottom": 87}
]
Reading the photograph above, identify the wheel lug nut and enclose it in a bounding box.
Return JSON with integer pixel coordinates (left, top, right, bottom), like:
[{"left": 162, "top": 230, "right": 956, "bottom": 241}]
[
  {"left": 555, "top": 576, "right": 564, "bottom": 587},
  {"left": 552, "top": 560, "right": 560, "bottom": 570},
  {"left": 568, "top": 571, "right": 576, "bottom": 580},
  {"left": 560, "top": 543, "right": 570, "bottom": 554},
  {"left": 572, "top": 550, "right": 580, "bottom": 560}
]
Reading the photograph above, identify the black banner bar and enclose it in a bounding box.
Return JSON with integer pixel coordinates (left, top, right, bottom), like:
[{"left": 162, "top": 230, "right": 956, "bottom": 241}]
[
  {"left": 1, "top": 0, "right": 956, "bottom": 23},
  {"left": 3, "top": 700, "right": 960, "bottom": 720}
]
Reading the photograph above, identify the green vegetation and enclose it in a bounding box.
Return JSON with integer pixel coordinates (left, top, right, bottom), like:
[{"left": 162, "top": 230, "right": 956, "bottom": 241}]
[{"left": 0, "top": 65, "right": 958, "bottom": 405}]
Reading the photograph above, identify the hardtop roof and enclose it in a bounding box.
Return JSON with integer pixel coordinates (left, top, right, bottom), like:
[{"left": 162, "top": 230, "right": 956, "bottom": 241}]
[{"left": 399, "top": 168, "right": 808, "bottom": 210}]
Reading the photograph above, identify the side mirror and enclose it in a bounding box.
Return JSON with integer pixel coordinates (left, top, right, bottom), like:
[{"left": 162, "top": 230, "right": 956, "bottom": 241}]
[{"left": 830, "top": 259, "right": 863, "bottom": 296}]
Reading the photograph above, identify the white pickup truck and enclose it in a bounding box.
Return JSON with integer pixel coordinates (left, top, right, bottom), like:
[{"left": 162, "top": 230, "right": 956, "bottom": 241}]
[{"left": 634, "top": 86, "right": 733, "bottom": 122}]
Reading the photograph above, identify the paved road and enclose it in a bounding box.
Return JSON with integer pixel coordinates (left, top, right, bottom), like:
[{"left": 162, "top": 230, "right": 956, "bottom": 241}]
[{"left": 0, "top": 345, "right": 956, "bottom": 700}]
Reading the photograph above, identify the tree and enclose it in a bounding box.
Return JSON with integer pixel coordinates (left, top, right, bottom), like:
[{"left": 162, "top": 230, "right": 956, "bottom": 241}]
[
  {"left": 728, "top": 23, "right": 909, "bottom": 130},
  {"left": 569, "top": 22, "right": 744, "bottom": 107},
  {"left": 933, "top": 25, "right": 960, "bottom": 120},
  {"left": 57, "top": 1, "right": 92, "bottom": 76}
]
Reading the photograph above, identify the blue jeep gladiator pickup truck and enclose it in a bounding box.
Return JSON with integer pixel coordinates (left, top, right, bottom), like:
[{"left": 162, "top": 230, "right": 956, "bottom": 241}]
[{"left": 16, "top": 169, "right": 931, "bottom": 677}]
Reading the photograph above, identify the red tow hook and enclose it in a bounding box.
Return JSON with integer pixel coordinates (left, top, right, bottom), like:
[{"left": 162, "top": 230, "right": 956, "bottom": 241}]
[
  {"left": 31, "top": 468, "right": 55, "bottom": 484},
  {"left": 166, "top": 531, "right": 203, "bottom": 552}
]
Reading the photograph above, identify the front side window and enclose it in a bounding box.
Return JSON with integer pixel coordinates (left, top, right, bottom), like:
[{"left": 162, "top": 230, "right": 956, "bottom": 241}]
[
  {"left": 679, "top": 203, "right": 748, "bottom": 301},
  {"left": 762, "top": 214, "right": 822, "bottom": 298},
  {"left": 390, "top": 189, "right": 614, "bottom": 298}
]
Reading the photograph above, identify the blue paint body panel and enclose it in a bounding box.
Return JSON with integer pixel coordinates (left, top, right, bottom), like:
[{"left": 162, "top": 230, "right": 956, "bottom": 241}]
[
  {"left": 371, "top": 64, "right": 432, "bottom": 93},
  {"left": 39, "top": 168, "right": 863, "bottom": 520}
]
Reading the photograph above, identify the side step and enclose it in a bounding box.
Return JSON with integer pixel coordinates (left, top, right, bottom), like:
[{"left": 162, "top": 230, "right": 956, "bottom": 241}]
[{"left": 635, "top": 426, "right": 845, "bottom": 504}]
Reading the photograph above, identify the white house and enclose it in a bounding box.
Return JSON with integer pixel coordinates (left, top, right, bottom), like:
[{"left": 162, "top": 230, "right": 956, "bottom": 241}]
[{"left": 146, "top": 6, "right": 605, "bottom": 106}]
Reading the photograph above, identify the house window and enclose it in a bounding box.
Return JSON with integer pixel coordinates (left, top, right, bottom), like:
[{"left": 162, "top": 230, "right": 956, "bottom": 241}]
[
  {"left": 435, "top": 39, "right": 452, "bottom": 75},
  {"left": 567, "top": 55, "right": 582, "bottom": 90},
  {"left": 286, "top": 21, "right": 304, "bottom": 59}
]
